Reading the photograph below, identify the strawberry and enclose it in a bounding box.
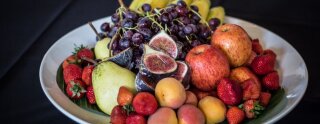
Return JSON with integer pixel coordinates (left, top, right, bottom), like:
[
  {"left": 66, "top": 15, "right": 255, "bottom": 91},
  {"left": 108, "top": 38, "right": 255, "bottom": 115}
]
[
  {"left": 242, "top": 100, "right": 264, "bottom": 119},
  {"left": 217, "top": 78, "right": 243, "bottom": 106},
  {"left": 82, "top": 65, "right": 94, "bottom": 86},
  {"left": 86, "top": 86, "right": 96, "bottom": 104},
  {"left": 126, "top": 113, "right": 147, "bottom": 124},
  {"left": 251, "top": 39, "right": 263, "bottom": 55},
  {"left": 259, "top": 92, "right": 271, "bottom": 107},
  {"left": 76, "top": 47, "right": 94, "bottom": 60},
  {"left": 66, "top": 80, "right": 86, "bottom": 99},
  {"left": 132, "top": 92, "right": 158, "bottom": 116},
  {"left": 250, "top": 49, "right": 276, "bottom": 75},
  {"left": 63, "top": 64, "right": 82, "bottom": 84},
  {"left": 245, "top": 51, "right": 257, "bottom": 66},
  {"left": 262, "top": 71, "right": 280, "bottom": 90},
  {"left": 117, "top": 86, "right": 134, "bottom": 106},
  {"left": 227, "top": 106, "right": 245, "bottom": 124},
  {"left": 110, "top": 105, "right": 127, "bottom": 124},
  {"left": 241, "top": 79, "right": 261, "bottom": 100},
  {"left": 62, "top": 55, "right": 78, "bottom": 69}
]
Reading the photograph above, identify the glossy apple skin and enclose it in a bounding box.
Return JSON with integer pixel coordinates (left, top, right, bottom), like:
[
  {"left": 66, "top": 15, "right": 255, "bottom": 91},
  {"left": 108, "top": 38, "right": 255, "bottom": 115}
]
[
  {"left": 186, "top": 44, "right": 230, "bottom": 91},
  {"left": 211, "top": 24, "right": 252, "bottom": 67}
]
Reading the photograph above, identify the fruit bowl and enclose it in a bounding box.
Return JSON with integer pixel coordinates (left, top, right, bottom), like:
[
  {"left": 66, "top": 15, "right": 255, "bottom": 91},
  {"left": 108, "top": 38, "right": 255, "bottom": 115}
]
[{"left": 39, "top": 16, "right": 308, "bottom": 123}]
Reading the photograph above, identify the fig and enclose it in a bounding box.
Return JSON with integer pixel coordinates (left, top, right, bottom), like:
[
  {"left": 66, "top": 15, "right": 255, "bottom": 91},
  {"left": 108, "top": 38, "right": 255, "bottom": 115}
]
[
  {"left": 108, "top": 48, "right": 133, "bottom": 69},
  {"left": 141, "top": 52, "right": 177, "bottom": 81},
  {"left": 135, "top": 72, "right": 156, "bottom": 92},
  {"left": 149, "top": 31, "right": 178, "bottom": 59},
  {"left": 171, "top": 61, "right": 190, "bottom": 89},
  {"left": 143, "top": 44, "right": 163, "bottom": 55}
]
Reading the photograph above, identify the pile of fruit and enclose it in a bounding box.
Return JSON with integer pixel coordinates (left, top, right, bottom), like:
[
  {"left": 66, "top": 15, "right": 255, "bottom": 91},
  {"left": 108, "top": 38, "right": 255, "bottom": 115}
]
[{"left": 59, "top": 0, "right": 282, "bottom": 123}]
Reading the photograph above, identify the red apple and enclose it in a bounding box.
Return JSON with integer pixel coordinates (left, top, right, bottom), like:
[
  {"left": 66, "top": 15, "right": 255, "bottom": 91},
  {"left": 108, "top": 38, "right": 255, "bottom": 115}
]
[
  {"left": 211, "top": 24, "right": 252, "bottom": 67},
  {"left": 186, "top": 44, "right": 230, "bottom": 91}
]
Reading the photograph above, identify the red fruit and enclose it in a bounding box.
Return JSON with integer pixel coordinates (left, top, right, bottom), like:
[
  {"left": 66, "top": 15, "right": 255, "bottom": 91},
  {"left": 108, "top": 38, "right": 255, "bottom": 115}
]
[
  {"left": 117, "top": 86, "right": 134, "bottom": 106},
  {"left": 243, "top": 100, "right": 264, "bottom": 119},
  {"left": 62, "top": 55, "right": 77, "bottom": 69},
  {"left": 63, "top": 64, "right": 82, "bottom": 84},
  {"left": 66, "top": 80, "right": 86, "bottom": 99},
  {"left": 251, "top": 39, "right": 263, "bottom": 55},
  {"left": 217, "top": 78, "right": 243, "bottom": 106},
  {"left": 241, "top": 79, "right": 261, "bottom": 100},
  {"left": 262, "top": 71, "right": 280, "bottom": 90},
  {"left": 259, "top": 92, "right": 271, "bottom": 107},
  {"left": 132, "top": 92, "right": 158, "bottom": 116},
  {"left": 86, "top": 86, "right": 96, "bottom": 104},
  {"left": 77, "top": 48, "right": 94, "bottom": 60},
  {"left": 82, "top": 65, "right": 94, "bottom": 86},
  {"left": 126, "top": 113, "right": 147, "bottom": 124},
  {"left": 110, "top": 105, "right": 127, "bottom": 124},
  {"left": 250, "top": 50, "right": 276, "bottom": 75},
  {"left": 227, "top": 106, "right": 245, "bottom": 124}
]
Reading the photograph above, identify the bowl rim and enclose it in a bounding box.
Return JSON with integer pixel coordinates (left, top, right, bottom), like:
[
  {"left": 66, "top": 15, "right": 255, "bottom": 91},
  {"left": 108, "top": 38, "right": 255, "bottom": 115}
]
[{"left": 39, "top": 16, "right": 309, "bottom": 123}]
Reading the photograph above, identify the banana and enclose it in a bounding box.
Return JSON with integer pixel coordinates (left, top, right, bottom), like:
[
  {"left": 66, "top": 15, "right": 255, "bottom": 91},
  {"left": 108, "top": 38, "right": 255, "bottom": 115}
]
[
  {"left": 207, "top": 6, "right": 225, "bottom": 25},
  {"left": 129, "top": 0, "right": 141, "bottom": 10},
  {"left": 151, "top": 0, "right": 170, "bottom": 9},
  {"left": 170, "top": 0, "right": 193, "bottom": 6},
  {"left": 190, "top": 0, "right": 210, "bottom": 22},
  {"left": 129, "top": 0, "right": 152, "bottom": 11}
]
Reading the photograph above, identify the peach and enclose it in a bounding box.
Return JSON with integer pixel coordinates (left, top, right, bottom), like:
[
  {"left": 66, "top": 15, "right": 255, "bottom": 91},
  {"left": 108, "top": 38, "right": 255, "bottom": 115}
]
[
  {"left": 155, "top": 78, "right": 186, "bottom": 109},
  {"left": 184, "top": 91, "right": 198, "bottom": 106},
  {"left": 148, "top": 107, "right": 178, "bottom": 124},
  {"left": 178, "top": 104, "right": 205, "bottom": 124},
  {"left": 229, "top": 66, "right": 261, "bottom": 90},
  {"left": 198, "top": 96, "right": 226, "bottom": 123}
]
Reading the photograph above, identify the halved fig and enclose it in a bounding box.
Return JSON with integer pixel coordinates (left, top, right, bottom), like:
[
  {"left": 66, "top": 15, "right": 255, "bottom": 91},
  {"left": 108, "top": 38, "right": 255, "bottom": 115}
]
[
  {"left": 108, "top": 48, "right": 133, "bottom": 69},
  {"left": 141, "top": 52, "right": 177, "bottom": 81},
  {"left": 135, "top": 72, "right": 156, "bottom": 92},
  {"left": 171, "top": 61, "right": 190, "bottom": 89},
  {"left": 143, "top": 44, "right": 163, "bottom": 55},
  {"left": 149, "top": 30, "right": 178, "bottom": 59}
]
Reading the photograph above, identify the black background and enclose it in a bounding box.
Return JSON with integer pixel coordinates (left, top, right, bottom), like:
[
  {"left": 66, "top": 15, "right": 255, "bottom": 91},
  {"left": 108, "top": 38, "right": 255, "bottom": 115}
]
[{"left": 1, "top": 0, "right": 319, "bottom": 123}]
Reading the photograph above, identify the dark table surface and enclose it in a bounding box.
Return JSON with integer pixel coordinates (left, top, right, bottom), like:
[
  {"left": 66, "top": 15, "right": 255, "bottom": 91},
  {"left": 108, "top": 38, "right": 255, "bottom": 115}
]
[{"left": 1, "top": 0, "right": 319, "bottom": 123}]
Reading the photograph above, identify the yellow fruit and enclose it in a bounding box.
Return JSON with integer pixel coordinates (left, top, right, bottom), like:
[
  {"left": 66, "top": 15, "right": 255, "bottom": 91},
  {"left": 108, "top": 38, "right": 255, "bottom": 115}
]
[
  {"left": 170, "top": 0, "right": 193, "bottom": 6},
  {"left": 129, "top": 0, "right": 152, "bottom": 11},
  {"left": 151, "top": 0, "right": 169, "bottom": 9},
  {"left": 155, "top": 78, "right": 186, "bottom": 109},
  {"left": 207, "top": 6, "right": 225, "bottom": 25},
  {"left": 190, "top": 0, "right": 210, "bottom": 22},
  {"left": 198, "top": 96, "right": 226, "bottom": 124}
]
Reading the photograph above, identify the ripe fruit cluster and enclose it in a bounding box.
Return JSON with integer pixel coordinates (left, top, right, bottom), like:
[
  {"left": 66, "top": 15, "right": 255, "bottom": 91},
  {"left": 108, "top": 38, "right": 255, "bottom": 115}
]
[
  {"left": 62, "top": 45, "right": 96, "bottom": 104},
  {"left": 97, "top": 0, "right": 219, "bottom": 73}
]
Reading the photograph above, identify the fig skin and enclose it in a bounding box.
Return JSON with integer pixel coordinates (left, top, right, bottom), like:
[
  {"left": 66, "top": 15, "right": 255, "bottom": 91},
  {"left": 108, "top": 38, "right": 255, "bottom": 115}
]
[
  {"left": 211, "top": 24, "right": 252, "bottom": 67},
  {"left": 186, "top": 44, "right": 230, "bottom": 91}
]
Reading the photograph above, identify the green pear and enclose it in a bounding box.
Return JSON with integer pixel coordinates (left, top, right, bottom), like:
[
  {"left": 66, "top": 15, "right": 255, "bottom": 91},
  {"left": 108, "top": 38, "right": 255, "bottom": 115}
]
[
  {"left": 92, "top": 61, "right": 136, "bottom": 115},
  {"left": 94, "top": 38, "right": 111, "bottom": 60}
]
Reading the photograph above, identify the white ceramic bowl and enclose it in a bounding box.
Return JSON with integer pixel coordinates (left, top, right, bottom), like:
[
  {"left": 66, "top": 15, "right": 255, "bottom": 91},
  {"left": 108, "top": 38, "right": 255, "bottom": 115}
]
[{"left": 39, "top": 16, "right": 308, "bottom": 123}]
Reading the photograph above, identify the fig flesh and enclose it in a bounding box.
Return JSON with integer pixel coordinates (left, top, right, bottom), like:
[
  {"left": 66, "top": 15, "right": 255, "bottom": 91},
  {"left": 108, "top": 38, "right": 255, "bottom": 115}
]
[
  {"left": 141, "top": 53, "right": 177, "bottom": 81},
  {"left": 149, "top": 30, "right": 178, "bottom": 59},
  {"left": 171, "top": 61, "right": 190, "bottom": 89}
]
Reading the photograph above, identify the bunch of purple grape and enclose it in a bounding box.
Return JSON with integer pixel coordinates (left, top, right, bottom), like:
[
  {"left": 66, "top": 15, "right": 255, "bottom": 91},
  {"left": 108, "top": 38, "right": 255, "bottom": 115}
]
[{"left": 98, "top": 1, "right": 220, "bottom": 72}]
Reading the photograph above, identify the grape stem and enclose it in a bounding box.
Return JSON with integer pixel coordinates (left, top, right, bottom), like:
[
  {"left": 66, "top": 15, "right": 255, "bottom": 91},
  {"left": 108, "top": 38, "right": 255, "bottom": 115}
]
[
  {"left": 88, "top": 22, "right": 101, "bottom": 41},
  {"left": 118, "top": 0, "right": 126, "bottom": 8}
]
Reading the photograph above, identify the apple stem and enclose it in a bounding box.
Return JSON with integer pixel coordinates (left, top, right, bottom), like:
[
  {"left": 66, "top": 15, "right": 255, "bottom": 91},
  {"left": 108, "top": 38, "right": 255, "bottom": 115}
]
[{"left": 88, "top": 22, "right": 101, "bottom": 41}]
